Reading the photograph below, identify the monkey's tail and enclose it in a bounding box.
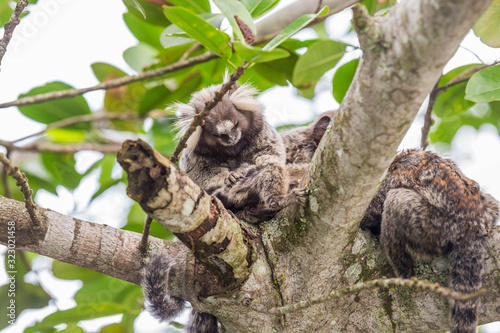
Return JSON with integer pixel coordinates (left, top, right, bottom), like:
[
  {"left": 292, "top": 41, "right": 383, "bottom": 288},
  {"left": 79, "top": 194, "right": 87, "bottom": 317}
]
[
  {"left": 141, "top": 251, "right": 185, "bottom": 322},
  {"left": 449, "top": 238, "right": 485, "bottom": 333},
  {"left": 186, "top": 311, "right": 219, "bottom": 333}
]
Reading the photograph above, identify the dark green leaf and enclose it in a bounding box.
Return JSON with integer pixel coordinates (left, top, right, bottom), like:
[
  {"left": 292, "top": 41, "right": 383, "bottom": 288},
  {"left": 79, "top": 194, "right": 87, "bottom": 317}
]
[
  {"left": 253, "top": 53, "right": 298, "bottom": 86},
  {"left": 293, "top": 40, "right": 347, "bottom": 87},
  {"left": 124, "top": 0, "right": 170, "bottom": 26},
  {"left": 332, "top": 58, "right": 359, "bottom": 103},
  {"left": 18, "top": 82, "right": 91, "bottom": 127},
  {"left": 163, "top": 6, "right": 231, "bottom": 58},
  {"left": 465, "top": 65, "right": 500, "bottom": 103},
  {"left": 473, "top": 0, "right": 500, "bottom": 48},
  {"left": 263, "top": 6, "right": 328, "bottom": 51},
  {"left": 123, "top": 12, "right": 165, "bottom": 49},
  {"left": 212, "top": 0, "right": 256, "bottom": 43}
]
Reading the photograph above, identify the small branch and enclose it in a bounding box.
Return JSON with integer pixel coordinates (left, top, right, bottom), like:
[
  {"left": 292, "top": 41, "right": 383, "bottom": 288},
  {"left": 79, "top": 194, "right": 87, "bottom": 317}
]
[
  {"left": 139, "top": 215, "right": 153, "bottom": 255},
  {"left": 0, "top": 0, "right": 29, "bottom": 70},
  {"left": 253, "top": 277, "right": 486, "bottom": 315},
  {"left": 0, "top": 52, "right": 217, "bottom": 109},
  {"left": 0, "top": 153, "right": 41, "bottom": 228},
  {"left": 12, "top": 112, "right": 140, "bottom": 144},
  {"left": 169, "top": 62, "right": 246, "bottom": 163},
  {"left": 436, "top": 61, "right": 500, "bottom": 94},
  {"left": 1, "top": 150, "right": 12, "bottom": 198},
  {"left": 420, "top": 82, "right": 439, "bottom": 150},
  {"left": 0, "top": 139, "right": 122, "bottom": 154}
]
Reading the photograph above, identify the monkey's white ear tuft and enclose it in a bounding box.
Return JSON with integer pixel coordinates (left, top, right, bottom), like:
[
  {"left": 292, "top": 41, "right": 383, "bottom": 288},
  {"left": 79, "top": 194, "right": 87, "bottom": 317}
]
[
  {"left": 230, "top": 83, "right": 262, "bottom": 113},
  {"left": 173, "top": 102, "right": 199, "bottom": 143}
]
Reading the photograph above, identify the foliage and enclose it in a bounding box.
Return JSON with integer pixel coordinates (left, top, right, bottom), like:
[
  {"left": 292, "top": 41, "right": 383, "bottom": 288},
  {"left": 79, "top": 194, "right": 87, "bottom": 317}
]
[{"left": 1, "top": 0, "right": 500, "bottom": 331}]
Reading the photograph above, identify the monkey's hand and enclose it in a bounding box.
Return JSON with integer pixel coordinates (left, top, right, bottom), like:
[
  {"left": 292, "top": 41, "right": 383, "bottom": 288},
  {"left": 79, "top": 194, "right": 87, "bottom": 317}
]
[{"left": 268, "top": 188, "right": 308, "bottom": 210}]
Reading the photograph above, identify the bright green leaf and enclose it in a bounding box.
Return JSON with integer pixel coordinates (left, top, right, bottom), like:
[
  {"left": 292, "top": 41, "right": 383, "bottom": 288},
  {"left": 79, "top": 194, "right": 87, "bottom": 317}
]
[
  {"left": 263, "top": 6, "right": 328, "bottom": 51},
  {"left": 163, "top": 6, "right": 231, "bottom": 58},
  {"left": 160, "top": 13, "right": 224, "bottom": 49},
  {"left": 47, "top": 128, "right": 86, "bottom": 143},
  {"left": 332, "top": 58, "right": 359, "bottom": 103},
  {"left": 41, "top": 153, "right": 82, "bottom": 190},
  {"left": 168, "top": 0, "right": 211, "bottom": 14},
  {"left": 123, "top": 0, "right": 146, "bottom": 18},
  {"left": 18, "top": 82, "right": 91, "bottom": 126},
  {"left": 465, "top": 65, "right": 500, "bottom": 103},
  {"left": 473, "top": 0, "right": 500, "bottom": 48},
  {"left": 240, "top": 0, "right": 280, "bottom": 18},
  {"left": 293, "top": 40, "right": 347, "bottom": 87},
  {"left": 233, "top": 42, "right": 289, "bottom": 64},
  {"left": 212, "top": 0, "right": 256, "bottom": 43},
  {"left": 124, "top": 0, "right": 170, "bottom": 26}
]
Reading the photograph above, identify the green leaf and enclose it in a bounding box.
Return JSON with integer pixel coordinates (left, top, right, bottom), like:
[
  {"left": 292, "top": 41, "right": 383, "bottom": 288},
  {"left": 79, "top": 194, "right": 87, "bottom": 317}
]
[
  {"left": 124, "top": 0, "right": 146, "bottom": 18},
  {"left": 150, "top": 116, "right": 181, "bottom": 157},
  {"left": 123, "top": 43, "right": 159, "bottom": 72},
  {"left": 123, "top": 202, "right": 174, "bottom": 240},
  {"left": 124, "top": 0, "right": 170, "bottom": 26},
  {"left": 168, "top": 0, "right": 211, "bottom": 14},
  {"left": 263, "top": 6, "right": 329, "bottom": 51},
  {"left": 332, "top": 58, "right": 359, "bottom": 103},
  {"left": 163, "top": 6, "right": 231, "bottom": 58},
  {"left": 233, "top": 42, "right": 289, "bottom": 64},
  {"left": 473, "top": 0, "right": 500, "bottom": 48},
  {"left": 41, "top": 153, "right": 82, "bottom": 190},
  {"left": 465, "top": 65, "right": 500, "bottom": 103},
  {"left": 91, "top": 155, "right": 122, "bottom": 201},
  {"left": 293, "top": 40, "right": 347, "bottom": 87},
  {"left": 91, "top": 63, "right": 146, "bottom": 129},
  {"left": 212, "top": 0, "right": 256, "bottom": 43},
  {"left": 123, "top": 12, "right": 165, "bottom": 49},
  {"left": 434, "top": 64, "right": 479, "bottom": 118},
  {"left": 18, "top": 82, "right": 91, "bottom": 126},
  {"left": 253, "top": 53, "right": 298, "bottom": 86},
  {"left": 47, "top": 128, "right": 86, "bottom": 143},
  {"left": 240, "top": 0, "right": 280, "bottom": 18},
  {"left": 160, "top": 13, "right": 224, "bottom": 49}
]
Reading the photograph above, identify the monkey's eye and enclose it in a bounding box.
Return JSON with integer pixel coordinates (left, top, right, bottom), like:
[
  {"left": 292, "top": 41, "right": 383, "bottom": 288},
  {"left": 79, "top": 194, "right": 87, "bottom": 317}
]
[{"left": 232, "top": 121, "right": 239, "bottom": 130}]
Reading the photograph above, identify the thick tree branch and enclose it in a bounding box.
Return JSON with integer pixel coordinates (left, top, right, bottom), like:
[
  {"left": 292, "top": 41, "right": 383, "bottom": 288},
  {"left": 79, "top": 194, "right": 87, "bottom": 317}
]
[
  {"left": 262, "top": 0, "right": 496, "bottom": 331},
  {"left": 117, "top": 139, "right": 254, "bottom": 292}
]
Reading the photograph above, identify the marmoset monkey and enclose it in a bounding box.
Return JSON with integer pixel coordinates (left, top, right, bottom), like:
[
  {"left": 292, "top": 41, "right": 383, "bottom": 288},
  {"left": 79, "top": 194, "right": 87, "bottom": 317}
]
[
  {"left": 360, "top": 149, "right": 499, "bottom": 333},
  {"left": 279, "top": 112, "right": 499, "bottom": 333},
  {"left": 142, "top": 81, "right": 310, "bottom": 333}
]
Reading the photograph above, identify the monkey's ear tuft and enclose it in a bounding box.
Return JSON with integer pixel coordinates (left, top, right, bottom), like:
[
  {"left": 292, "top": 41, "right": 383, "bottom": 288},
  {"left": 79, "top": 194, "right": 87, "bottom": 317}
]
[
  {"left": 230, "top": 83, "right": 262, "bottom": 113},
  {"left": 173, "top": 102, "right": 202, "bottom": 147}
]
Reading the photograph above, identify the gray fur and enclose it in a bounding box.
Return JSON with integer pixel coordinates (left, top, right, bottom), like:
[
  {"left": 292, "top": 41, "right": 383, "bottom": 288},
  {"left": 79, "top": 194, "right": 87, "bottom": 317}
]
[
  {"left": 360, "top": 149, "right": 499, "bottom": 333},
  {"left": 177, "top": 82, "right": 306, "bottom": 223}
]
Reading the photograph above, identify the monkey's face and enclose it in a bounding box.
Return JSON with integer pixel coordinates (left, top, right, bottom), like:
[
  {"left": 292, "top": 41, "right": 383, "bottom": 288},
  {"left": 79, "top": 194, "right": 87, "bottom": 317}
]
[{"left": 202, "top": 99, "right": 249, "bottom": 148}]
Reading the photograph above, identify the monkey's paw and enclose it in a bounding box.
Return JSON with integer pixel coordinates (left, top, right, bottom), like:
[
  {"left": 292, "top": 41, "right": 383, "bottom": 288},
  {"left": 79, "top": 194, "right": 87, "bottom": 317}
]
[
  {"left": 225, "top": 171, "right": 245, "bottom": 186},
  {"left": 291, "top": 188, "right": 308, "bottom": 206}
]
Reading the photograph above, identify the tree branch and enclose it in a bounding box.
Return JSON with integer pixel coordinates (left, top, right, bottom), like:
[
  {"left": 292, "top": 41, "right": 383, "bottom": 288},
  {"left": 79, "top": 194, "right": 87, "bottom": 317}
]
[
  {"left": 0, "top": 0, "right": 29, "bottom": 70},
  {"left": 117, "top": 139, "right": 254, "bottom": 292},
  {"left": 0, "top": 52, "right": 217, "bottom": 109},
  {"left": 0, "top": 139, "right": 122, "bottom": 154},
  {"left": 262, "top": 0, "right": 495, "bottom": 331}
]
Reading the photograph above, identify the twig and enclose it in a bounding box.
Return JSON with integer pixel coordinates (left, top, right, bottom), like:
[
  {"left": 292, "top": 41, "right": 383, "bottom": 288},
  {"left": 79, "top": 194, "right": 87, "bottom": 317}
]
[
  {"left": 251, "top": 277, "right": 486, "bottom": 315},
  {"left": 0, "top": 153, "right": 41, "bottom": 228},
  {"left": 420, "top": 82, "right": 439, "bottom": 150},
  {"left": 0, "top": 52, "right": 218, "bottom": 109},
  {"left": 0, "top": 139, "right": 122, "bottom": 154},
  {"left": 139, "top": 216, "right": 153, "bottom": 256},
  {"left": 435, "top": 61, "right": 500, "bottom": 94},
  {"left": 12, "top": 112, "right": 140, "bottom": 144},
  {"left": 169, "top": 62, "right": 246, "bottom": 163},
  {"left": 0, "top": 0, "right": 29, "bottom": 70},
  {"left": 179, "top": 42, "right": 201, "bottom": 62}
]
